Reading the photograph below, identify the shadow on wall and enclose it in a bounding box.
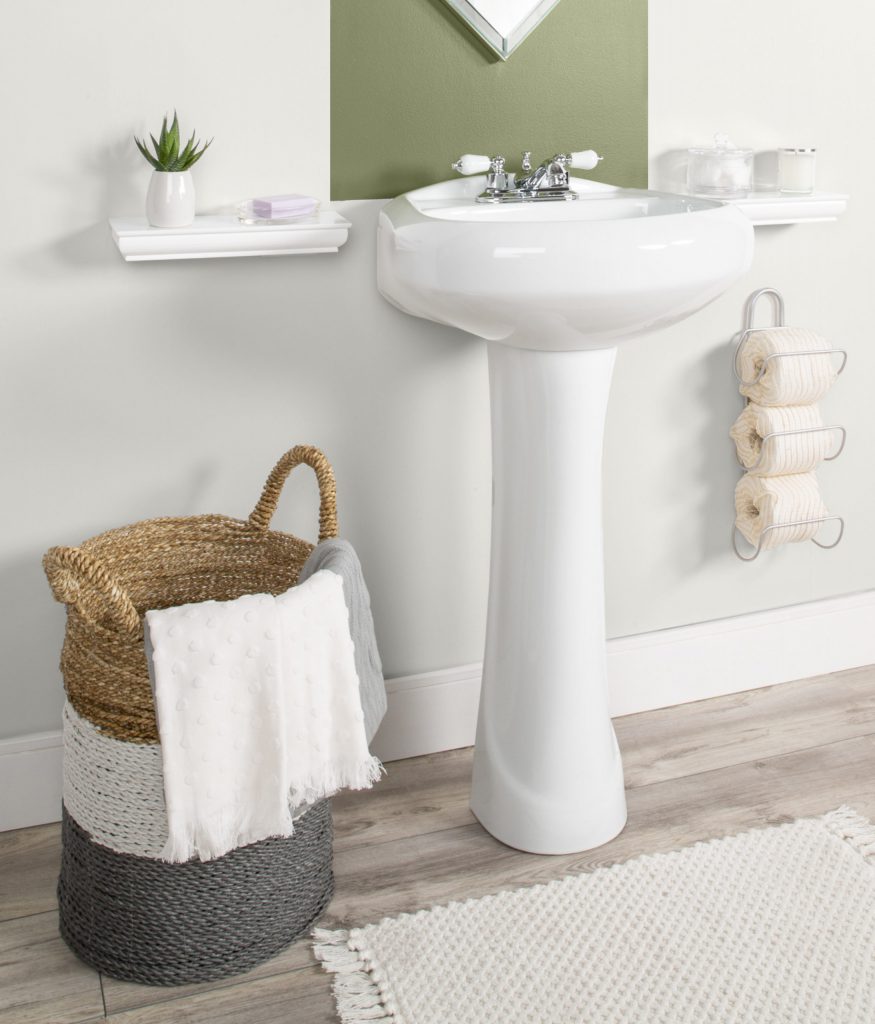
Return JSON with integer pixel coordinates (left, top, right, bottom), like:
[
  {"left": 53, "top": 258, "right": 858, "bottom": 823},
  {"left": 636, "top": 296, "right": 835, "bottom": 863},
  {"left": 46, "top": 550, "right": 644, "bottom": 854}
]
[
  {"left": 16, "top": 221, "right": 116, "bottom": 275},
  {"left": 0, "top": 552, "right": 67, "bottom": 740},
  {"left": 51, "top": 224, "right": 117, "bottom": 269},
  {"left": 18, "top": 135, "right": 145, "bottom": 272},
  {"left": 688, "top": 341, "right": 745, "bottom": 568},
  {"left": 95, "top": 136, "right": 147, "bottom": 223},
  {"left": 653, "top": 149, "right": 689, "bottom": 193}
]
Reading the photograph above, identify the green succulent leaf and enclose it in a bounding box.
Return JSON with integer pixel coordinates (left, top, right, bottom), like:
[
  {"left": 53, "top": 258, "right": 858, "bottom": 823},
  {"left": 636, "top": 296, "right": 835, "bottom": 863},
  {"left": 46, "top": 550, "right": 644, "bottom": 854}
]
[
  {"left": 134, "top": 114, "right": 211, "bottom": 172},
  {"left": 167, "top": 111, "right": 180, "bottom": 167},
  {"left": 160, "top": 125, "right": 175, "bottom": 167},
  {"left": 148, "top": 133, "right": 163, "bottom": 167},
  {"left": 182, "top": 138, "right": 212, "bottom": 170},
  {"left": 175, "top": 132, "right": 197, "bottom": 171},
  {"left": 134, "top": 136, "right": 161, "bottom": 170}
]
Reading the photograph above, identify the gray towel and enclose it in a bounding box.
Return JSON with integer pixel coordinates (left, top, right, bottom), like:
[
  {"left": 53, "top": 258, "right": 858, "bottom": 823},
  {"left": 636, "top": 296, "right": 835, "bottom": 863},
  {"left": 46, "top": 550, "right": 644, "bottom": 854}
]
[{"left": 298, "top": 539, "right": 387, "bottom": 743}]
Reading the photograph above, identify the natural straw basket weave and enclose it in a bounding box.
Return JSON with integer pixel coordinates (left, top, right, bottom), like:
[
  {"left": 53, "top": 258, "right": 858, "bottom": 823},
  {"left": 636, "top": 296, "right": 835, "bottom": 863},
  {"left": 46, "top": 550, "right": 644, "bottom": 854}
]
[
  {"left": 44, "top": 445, "right": 339, "bottom": 984},
  {"left": 44, "top": 444, "right": 337, "bottom": 744}
]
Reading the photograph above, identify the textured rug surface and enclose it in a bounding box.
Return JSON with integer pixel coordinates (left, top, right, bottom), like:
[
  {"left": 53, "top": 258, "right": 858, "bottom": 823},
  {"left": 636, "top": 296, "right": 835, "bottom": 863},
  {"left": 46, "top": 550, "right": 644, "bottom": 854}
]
[{"left": 315, "top": 808, "right": 875, "bottom": 1023}]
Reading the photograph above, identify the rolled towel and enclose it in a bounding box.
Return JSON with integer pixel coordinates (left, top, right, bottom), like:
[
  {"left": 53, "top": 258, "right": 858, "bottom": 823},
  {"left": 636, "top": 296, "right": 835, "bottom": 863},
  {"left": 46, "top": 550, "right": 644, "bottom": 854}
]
[
  {"left": 735, "top": 472, "right": 828, "bottom": 551},
  {"left": 298, "top": 538, "right": 387, "bottom": 743},
  {"left": 729, "top": 402, "right": 833, "bottom": 475},
  {"left": 737, "top": 327, "right": 837, "bottom": 405}
]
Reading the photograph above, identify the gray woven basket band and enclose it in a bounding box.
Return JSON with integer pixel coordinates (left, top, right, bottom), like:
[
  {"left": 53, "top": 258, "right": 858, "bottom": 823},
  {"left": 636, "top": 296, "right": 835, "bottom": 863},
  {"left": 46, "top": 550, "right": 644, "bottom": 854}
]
[{"left": 58, "top": 801, "right": 333, "bottom": 986}]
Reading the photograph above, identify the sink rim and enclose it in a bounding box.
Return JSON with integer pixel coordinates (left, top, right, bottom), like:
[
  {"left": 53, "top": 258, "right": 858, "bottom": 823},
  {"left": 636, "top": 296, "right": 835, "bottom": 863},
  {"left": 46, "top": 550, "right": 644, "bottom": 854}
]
[
  {"left": 400, "top": 176, "right": 729, "bottom": 224},
  {"left": 377, "top": 175, "right": 755, "bottom": 350}
]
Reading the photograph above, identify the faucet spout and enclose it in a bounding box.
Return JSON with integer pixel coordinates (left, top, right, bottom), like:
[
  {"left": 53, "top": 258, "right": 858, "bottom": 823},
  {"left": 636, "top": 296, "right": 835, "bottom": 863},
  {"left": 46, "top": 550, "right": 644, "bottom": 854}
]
[{"left": 515, "top": 155, "right": 571, "bottom": 194}]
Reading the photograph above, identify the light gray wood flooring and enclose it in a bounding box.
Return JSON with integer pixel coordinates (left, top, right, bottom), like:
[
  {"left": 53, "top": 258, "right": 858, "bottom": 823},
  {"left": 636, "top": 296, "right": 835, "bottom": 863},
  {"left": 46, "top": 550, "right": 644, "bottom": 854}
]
[{"left": 2, "top": 665, "right": 874, "bottom": 1023}]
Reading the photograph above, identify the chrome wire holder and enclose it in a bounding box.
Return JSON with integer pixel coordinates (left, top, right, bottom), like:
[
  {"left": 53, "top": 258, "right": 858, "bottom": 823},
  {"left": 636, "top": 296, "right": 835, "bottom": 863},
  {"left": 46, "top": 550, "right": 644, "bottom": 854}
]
[
  {"left": 736, "top": 423, "right": 847, "bottom": 472},
  {"left": 732, "top": 287, "right": 848, "bottom": 385},
  {"left": 730, "top": 286, "right": 847, "bottom": 562},
  {"left": 732, "top": 515, "right": 845, "bottom": 562}
]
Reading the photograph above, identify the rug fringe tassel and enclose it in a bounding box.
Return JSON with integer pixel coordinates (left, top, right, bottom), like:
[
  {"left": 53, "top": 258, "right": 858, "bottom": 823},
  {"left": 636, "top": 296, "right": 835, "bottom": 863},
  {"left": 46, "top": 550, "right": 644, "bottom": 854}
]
[
  {"left": 313, "top": 928, "right": 393, "bottom": 1022},
  {"left": 822, "top": 805, "right": 875, "bottom": 861}
]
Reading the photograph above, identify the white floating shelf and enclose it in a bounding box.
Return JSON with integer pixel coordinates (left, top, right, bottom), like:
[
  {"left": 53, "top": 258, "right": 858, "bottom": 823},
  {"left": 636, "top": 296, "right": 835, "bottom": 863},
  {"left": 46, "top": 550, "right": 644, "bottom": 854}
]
[
  {"left": 726, "top": 191, "right": 848, "bottom": 226},
  {"left": 109, "top": 212, "right": 351, "bottom": 261}
]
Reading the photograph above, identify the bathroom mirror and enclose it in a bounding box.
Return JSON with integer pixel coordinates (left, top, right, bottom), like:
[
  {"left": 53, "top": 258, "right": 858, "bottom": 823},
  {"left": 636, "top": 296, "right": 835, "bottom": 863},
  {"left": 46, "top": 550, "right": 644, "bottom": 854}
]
[{"left": 442, "top": 0, "right": 562, "bottom": 60}]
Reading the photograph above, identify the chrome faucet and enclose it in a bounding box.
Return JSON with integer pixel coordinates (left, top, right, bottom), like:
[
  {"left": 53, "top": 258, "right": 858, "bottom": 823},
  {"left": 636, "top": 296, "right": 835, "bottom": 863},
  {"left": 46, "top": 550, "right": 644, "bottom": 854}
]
[
  {"left": 452, "top": 149, "right": 603, "bottom": 204},
  {"left": 451, "top": 153, "right": 514, "bottom": 197},
  {"left": 515, "top": 154, "right": 573, "bottom": 195}
]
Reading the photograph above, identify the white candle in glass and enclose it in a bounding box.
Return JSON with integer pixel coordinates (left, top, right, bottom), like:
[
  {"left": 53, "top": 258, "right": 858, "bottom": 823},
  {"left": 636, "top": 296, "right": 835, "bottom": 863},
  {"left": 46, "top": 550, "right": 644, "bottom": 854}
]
[{"left": 778, "top": 148, "right": 816, "bottom": 194}]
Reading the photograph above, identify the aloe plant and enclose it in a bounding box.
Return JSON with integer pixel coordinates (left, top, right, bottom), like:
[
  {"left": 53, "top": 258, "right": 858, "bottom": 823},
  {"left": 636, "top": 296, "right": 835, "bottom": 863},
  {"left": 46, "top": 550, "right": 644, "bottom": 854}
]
[{"left": 134, "top": 112, "right": 211, "bottom": 172}]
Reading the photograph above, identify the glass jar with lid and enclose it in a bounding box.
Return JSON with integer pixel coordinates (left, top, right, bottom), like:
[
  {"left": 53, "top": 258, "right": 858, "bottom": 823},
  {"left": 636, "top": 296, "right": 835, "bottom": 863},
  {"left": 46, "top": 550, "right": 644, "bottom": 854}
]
[{"left": 687, "top": 134, "right": 753, "bottom": 199}]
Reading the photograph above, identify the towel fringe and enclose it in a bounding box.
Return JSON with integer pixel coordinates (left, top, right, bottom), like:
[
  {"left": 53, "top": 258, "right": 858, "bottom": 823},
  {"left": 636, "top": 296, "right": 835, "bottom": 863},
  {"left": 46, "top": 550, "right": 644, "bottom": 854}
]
[
  {"left": 313, "top": 928, "right": 393, "bottom": 1022},
  {"left": 160, "top": 802, "right": 298, "bottom": 864},
  {"left": 159, "top": 758, "right": 383, "bottom": 864},
  {"left": 822, "top": 806, "right": 875, "bottom": 862},
  {"left": 290, "top": 756, "right": 384, "bottom": 809}
]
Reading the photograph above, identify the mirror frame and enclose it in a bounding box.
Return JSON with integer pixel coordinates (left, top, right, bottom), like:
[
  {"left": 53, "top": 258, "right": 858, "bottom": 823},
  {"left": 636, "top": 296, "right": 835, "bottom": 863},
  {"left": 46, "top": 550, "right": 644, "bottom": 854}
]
[{"left": 441, "top": 0, "right": 562, "bottom": 60}]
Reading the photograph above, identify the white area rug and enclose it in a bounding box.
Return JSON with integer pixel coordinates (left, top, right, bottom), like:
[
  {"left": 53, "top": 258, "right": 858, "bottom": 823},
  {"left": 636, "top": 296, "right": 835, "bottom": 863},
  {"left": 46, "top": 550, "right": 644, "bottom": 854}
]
[{"left": 314, "top": 808, "right": 875, "bottom": 1023}]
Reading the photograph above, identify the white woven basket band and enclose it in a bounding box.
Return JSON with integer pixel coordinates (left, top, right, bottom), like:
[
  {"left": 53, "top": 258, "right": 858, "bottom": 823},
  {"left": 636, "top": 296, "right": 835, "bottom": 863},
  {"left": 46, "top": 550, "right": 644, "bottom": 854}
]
[
  {"left": 63, "top": 701, "right": 313, "bottom": 860},
  {"left": 63, "top": 701, "right": 168, "bottom": 858}
]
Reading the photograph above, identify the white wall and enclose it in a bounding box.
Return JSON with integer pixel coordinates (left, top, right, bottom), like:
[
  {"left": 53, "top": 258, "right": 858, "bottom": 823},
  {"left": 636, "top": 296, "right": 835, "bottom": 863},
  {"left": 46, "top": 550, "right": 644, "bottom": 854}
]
[
  {"left": 2, "top": 0, "right": 873, "bottom": 744},
  {"left": 633, "top": 0, "right": 875, "bottom": 638},
  {"left": 0, "top": 1, "right": 488, "bottom": 740}
]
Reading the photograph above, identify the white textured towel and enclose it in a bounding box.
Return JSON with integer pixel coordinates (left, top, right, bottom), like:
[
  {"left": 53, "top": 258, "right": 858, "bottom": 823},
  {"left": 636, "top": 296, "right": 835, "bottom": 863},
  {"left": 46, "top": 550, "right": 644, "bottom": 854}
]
[
  {"left": 735, "top": 472, "right": 828, "bottom": 551},
  {"left": 737, "top": 327, "right": 837, "bottom": 406},
  {"left": 147, "top": 571, "right": 381, "bottom": 863},
  {"left": 729, "top": 402, "right": 832, "bottom": 475}
]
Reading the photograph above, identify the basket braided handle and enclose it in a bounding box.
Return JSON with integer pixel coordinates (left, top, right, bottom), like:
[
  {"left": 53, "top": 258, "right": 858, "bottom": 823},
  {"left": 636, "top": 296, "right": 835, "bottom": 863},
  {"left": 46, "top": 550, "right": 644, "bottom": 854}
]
[
  {"left": 248, "top": 445, "right": 338, "bottom": 540},
  {"left": 43, "top": 546, "right": 142, "bottom": 637}
]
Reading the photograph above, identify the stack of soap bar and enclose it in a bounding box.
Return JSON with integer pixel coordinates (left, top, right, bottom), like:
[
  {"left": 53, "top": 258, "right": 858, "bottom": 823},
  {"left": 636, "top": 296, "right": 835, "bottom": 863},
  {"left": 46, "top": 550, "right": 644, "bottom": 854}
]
[{"left": 251, "top": 194, "right": 318, "bottom": 219}]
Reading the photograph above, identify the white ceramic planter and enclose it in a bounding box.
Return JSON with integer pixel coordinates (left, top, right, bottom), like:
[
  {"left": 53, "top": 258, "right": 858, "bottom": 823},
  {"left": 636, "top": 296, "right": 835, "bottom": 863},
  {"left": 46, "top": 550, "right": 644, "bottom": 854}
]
[{"left": 145, "top": 171, "right": 195, "bottom": 228}]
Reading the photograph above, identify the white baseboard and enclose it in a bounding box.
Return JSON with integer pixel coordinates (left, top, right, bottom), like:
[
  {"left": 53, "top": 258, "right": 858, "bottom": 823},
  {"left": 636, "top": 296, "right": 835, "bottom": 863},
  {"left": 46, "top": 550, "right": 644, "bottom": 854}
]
[
  {"left": 0, "top": 731, "right": 63, "bottom": 832},
  {"left": 3, "top": 590, "right": 874, "bottom": 831},
  {"left": 369, "top": 590, "right": 875, "bottom": 762}
]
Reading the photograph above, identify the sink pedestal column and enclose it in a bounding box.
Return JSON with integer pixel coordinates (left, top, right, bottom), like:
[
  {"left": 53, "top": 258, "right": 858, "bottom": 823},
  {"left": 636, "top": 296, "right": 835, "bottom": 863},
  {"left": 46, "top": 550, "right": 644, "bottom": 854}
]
[{"left": 470, "top": 340, "right": 627, "bottom": 854}]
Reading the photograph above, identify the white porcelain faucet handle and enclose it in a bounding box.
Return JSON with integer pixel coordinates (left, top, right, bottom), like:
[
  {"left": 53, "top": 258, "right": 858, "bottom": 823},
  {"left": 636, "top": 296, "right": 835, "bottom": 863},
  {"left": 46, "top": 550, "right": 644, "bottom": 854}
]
[
  {"left": 452, "top": 154, "right": 493, "bottom": 175},
  {"left": 568, "top": 150, "right": 603, "bottom": 171}
]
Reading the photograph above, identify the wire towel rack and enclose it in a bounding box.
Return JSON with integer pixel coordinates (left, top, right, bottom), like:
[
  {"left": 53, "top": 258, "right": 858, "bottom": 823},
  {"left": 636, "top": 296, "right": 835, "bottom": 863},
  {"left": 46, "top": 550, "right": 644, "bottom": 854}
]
[
  {"left": 735, "top": 424, "right": 847, "bottom": 473},
  {"left": 730, "top": 287, "right": 846, "bottom": 562},
  {"left": 733, "top": 288, "right": 848, "bottom": 385}
]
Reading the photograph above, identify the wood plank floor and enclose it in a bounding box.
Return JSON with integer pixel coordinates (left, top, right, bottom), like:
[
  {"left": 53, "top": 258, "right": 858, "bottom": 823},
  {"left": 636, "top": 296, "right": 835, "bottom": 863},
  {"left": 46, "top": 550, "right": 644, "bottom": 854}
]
[{"left": 2, "top": 665, "right": 873, "bottom": 1023}]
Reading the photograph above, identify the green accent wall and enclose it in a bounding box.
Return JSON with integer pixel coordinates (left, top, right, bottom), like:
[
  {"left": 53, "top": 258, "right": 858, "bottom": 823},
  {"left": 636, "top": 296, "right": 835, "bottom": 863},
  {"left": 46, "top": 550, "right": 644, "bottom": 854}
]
[{"left": 331, "top": 0, "right": 648, "bottom": 200}]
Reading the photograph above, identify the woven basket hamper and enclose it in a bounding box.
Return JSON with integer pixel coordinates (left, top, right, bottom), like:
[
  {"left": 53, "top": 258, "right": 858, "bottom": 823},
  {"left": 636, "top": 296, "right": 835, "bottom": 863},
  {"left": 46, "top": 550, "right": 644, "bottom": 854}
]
[{"left": 44, "top": 445, "right": 339, "bottom": 985}]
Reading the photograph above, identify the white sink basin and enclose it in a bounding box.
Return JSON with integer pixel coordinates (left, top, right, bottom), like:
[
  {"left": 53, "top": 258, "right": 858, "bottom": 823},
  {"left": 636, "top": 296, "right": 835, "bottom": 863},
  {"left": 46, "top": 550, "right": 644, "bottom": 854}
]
[
  {"left": 378, "top": 176, "right": 754, "bottom": 349},
  {"left": 377, "top": 175, "right": 753, "bottom": 856}
]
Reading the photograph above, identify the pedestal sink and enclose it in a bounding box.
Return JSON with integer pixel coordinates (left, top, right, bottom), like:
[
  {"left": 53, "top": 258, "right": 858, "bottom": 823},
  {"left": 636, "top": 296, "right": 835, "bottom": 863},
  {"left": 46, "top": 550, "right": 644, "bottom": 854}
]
[{"left": 377, "top": 175, "right": 754, "bottom": 854}]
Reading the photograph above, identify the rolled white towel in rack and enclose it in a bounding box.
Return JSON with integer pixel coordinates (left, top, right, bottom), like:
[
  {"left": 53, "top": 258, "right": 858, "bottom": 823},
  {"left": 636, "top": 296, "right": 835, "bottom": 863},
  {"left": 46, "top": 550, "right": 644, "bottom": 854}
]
[
  {"left": 737, "top": 327, "right": 837, "bottom": 405},
  {"left": 734, "top": 472, "right": 828, "bottom": 551},
  {"left": 729, "top": 403, "right": 833, "bottom": 475}
]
